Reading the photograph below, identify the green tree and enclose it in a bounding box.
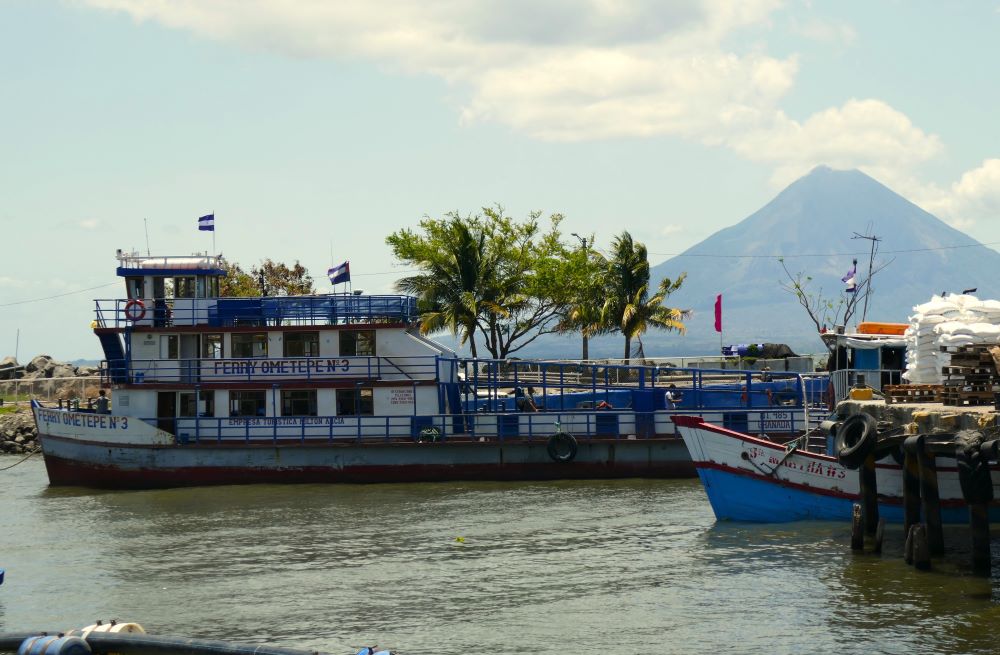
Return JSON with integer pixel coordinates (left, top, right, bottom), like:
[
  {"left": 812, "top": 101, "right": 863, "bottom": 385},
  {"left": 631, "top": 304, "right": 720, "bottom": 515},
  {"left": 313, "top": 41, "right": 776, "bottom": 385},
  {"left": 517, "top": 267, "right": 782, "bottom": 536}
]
[
  {"left": 602, "top": 231, "right": 689, "bottom": 363},
  {"left": 387, "top": 206, "right": 569, "bottom": 358},
  {"left": 555, "top": 235, "right": 611, "bottom": 360},
  {"left": 220, "top": 259, "right": 315, "bottom": 297}
]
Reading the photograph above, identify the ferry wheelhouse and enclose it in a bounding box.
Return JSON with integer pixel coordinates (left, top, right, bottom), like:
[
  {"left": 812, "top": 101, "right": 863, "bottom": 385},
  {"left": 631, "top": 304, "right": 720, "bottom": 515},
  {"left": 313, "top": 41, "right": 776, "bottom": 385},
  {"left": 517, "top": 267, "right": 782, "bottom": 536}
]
[{"left": 32, "top": 252, "right": 823, "bottom": 489}]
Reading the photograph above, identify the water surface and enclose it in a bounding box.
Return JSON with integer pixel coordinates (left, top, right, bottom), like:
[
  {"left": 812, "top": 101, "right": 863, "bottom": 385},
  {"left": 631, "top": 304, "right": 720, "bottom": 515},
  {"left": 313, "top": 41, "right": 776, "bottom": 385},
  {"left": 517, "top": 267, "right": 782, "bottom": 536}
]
[{"left": 4, "top": 455, "right": 1000, "bottom": 654}]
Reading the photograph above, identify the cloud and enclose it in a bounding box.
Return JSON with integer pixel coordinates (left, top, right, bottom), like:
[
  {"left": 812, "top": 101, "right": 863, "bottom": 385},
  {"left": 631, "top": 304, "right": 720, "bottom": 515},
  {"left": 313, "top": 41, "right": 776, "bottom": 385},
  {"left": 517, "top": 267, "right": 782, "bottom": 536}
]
[
  {"left": 787, "top": 17, "right": 857, "bottom": 46},
  {"left": 659, "top": 224, "right": 685, "bottom": 237},
  {"left": 82, "top": 0, "right": 951, "bottom": 192},
  {"left": 914, "top": 159, "right": 1000, "bottom": 231},
  {"left": 79, "top": 219, "right": 101, "bottom": 230}
]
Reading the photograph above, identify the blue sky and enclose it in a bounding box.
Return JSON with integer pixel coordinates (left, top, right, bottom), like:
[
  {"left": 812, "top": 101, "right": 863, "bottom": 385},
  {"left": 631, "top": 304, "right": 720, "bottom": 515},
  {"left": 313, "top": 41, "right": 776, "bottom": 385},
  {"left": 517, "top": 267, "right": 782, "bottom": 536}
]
[{"left": 3, "top": 0, "right": 1000, "bottom": 360}]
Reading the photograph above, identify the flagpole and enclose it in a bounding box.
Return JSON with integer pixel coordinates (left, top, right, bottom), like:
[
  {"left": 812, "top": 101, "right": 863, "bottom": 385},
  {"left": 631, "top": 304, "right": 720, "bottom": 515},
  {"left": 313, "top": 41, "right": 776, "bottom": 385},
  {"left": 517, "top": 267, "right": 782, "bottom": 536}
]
[{"left": 212, "top": 210, "right": 216, "bottom": 255}]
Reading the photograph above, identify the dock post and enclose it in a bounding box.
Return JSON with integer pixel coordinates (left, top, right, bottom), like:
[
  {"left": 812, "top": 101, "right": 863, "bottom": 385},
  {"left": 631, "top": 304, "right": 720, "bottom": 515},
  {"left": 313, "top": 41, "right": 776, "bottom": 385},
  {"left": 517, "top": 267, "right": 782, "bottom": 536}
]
[
  {"left": 917, "top": 443, "right": 945, "bottom": 556},
  {"left": 902, "top": 435, "right": 924, "bottom": 537},
  {"left": 850, "top": 503, "right": 864, "bottom": 551},
  {"left": 860, "top": 452, "right": 879, "bottom": 535},
  {"left": 911, "top": 523, "right": 931, "bottom": 570},
  {"left": 960, "top": 438, "right": 996, "bottom": 576}
]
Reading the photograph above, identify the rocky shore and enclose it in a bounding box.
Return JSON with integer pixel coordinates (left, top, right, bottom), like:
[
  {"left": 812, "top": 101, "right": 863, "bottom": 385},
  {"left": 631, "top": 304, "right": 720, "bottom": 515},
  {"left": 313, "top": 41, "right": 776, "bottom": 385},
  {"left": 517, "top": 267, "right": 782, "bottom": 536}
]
[{"left": 1, "top": 353, "right": 102, "bottom": 455}]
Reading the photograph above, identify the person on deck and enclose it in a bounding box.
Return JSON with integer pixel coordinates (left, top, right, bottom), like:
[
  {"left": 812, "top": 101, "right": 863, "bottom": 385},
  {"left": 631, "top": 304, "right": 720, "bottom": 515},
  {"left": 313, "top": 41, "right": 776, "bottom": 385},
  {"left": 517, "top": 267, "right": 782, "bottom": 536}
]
[
  {"left": 515, "top": 387, "right": 538, "bottom": 412},
  {"left": 96, "top": 389, "right": 110, "bottom": 414},
  {"left": 665, "top": 384, "right": 683, "bottom": 409}
]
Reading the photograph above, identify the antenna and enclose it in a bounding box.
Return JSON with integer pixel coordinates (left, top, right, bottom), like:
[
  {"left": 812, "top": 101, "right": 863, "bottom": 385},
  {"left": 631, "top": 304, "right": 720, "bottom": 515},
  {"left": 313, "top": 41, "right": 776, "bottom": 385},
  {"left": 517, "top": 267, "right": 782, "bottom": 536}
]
[
  {"left": 144, "top": 218, "right": 151, "bottom": 256},
  {"left": 851, "top": 231, "right": 881, "bottom": 323}
]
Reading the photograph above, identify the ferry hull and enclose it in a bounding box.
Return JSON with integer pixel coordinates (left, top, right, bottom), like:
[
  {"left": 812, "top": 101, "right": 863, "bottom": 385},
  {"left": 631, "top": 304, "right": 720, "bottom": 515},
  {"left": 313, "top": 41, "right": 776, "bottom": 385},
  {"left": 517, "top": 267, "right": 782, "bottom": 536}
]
[
  {"left": 673, "top": 415, "right": 1000, "bottom": 524},
  {"left": 38, "top": 432, "right": 695, "bottom": 489}
]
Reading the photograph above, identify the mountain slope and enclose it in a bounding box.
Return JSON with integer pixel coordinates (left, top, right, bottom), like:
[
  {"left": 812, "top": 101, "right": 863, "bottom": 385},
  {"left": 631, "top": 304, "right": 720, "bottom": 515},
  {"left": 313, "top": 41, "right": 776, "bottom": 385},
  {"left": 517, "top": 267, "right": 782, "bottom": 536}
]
[{"left": 644, "top": 166, "right": 1000, "bottom": 355}]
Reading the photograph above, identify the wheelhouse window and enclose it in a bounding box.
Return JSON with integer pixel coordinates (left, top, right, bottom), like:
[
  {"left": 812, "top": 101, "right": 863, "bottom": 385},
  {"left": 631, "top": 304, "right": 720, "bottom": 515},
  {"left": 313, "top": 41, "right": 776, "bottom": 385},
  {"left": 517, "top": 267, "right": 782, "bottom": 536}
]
[
  {"left": 340, "top": 330, "right": 375, "bottom": 357},
  {"left": 174, "top": 277, "right": 196, "bottom": 299},
  {"left": 336, "top": 387, "right": 374, "bottom": 416},
  {"left": 281, "top": 390, "right": 318, "bottom": 416},
  {"left": 207, "top": 276, "right": 220, "bottom": 298},
  {"left": 202, "top": 334, "right": 223, "bottom": 359},
  {"left": 126, "top": 277, "right": 144, "bottom": 299},
  {"left": 230, "top": 391, "right": 266, "bottom": 417},
  {"left": 231, "top": 333, "right": 267, "bottom": 358},
  {"left": 284, "top": 332, "right": 320, "bottom": 357}
]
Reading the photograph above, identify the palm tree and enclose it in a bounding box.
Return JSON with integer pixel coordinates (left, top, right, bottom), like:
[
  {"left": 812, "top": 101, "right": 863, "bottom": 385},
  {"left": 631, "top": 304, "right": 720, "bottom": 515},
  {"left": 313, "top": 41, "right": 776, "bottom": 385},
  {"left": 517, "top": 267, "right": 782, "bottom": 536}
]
[
  {"left": 394, "top": 218, "right": 499, "bottom": 358},
  {"left": 602, "top": 231, "right": 689, "bottom": 363}
]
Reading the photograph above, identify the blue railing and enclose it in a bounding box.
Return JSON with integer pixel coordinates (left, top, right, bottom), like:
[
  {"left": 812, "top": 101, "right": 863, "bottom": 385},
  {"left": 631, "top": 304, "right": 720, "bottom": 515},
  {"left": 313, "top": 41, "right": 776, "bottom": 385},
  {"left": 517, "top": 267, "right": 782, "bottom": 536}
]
[
  {"left": 159, "top": 406, "right": 804, "bottom": 444},
  {"left": 94, "top": 294, "right": 419, "bottom": 328}
]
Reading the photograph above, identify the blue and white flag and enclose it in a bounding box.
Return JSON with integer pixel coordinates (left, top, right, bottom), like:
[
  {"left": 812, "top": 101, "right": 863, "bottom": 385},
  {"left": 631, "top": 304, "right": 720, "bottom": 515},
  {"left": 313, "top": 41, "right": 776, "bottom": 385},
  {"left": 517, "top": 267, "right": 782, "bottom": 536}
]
[
  {"left": 842, "top": 260, "right": 857, "bottom": 293},
  {"left": 198, "top": 213, "right": 215, "bottom": 231},
  {"left": 328, "top": 261, "right": 351, "bottom": 285}
]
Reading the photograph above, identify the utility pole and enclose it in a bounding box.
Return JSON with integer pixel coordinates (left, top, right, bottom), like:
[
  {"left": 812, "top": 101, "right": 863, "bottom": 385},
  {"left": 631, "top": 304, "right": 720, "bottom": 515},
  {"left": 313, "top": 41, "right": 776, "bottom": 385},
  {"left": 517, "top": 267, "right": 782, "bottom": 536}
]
[
  {"left": 570, "top": 233, "right": 590, "bottom": 360},
  {"left": 852, "top": 231, "right": 881, "bottom": 323}
]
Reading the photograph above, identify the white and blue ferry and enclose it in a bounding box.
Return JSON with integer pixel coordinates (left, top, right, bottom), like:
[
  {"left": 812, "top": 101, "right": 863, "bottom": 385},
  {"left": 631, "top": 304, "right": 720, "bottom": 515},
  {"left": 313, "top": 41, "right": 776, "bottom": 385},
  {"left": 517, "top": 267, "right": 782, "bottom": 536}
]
[{"left": 31, "top": 251, "right": 823, "bottom": 488}]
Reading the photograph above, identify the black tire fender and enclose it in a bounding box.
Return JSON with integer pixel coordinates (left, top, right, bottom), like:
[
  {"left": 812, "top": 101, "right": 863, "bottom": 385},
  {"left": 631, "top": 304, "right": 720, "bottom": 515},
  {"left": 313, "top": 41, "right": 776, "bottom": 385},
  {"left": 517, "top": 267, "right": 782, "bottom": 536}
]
[
  {"left": 547, "top": 431, "right": 578, "bottom": 463},
  {"left": 835, "top": 413, "right": 877, "bottom": 470}
]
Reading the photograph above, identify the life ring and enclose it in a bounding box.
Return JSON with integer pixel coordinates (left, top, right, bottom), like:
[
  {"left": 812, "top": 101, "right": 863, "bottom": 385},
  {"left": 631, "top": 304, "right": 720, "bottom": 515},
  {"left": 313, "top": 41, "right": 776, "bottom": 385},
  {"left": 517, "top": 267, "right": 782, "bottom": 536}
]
[
  {"left": 124, "top": 299, "right": 146, "bottom": 321},
  {"left": 547, "top": 431, "right": 578, "bottom": 463},
  {"left": 834, "top": 413, "right": 877, "bottom": 469}
]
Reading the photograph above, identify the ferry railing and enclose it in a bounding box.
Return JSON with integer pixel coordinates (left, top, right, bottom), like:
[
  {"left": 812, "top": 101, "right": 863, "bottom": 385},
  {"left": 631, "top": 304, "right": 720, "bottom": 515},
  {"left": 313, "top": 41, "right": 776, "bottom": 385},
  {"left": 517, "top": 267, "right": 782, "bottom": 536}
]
[
  {"left": 103, "top": 355, "right": 439, "bottom": 385},
  {"left": 451, "top": 358, "right": 813, "bottom": 411},
  {"left": 167, "top": 405, "right": 808, "bottom": 444},
  {"left": 94, "top": 294, "right": 419, "bottom": 329}
]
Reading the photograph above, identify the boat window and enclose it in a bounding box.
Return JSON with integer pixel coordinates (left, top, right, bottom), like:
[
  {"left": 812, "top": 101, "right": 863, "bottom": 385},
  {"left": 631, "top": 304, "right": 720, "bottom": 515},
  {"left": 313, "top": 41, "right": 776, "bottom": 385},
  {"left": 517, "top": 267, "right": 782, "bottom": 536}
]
[
  {"left": 340, "top": 330, "right": 375, "bottom": 357},
  {"left": 229, "top": 391, "right": 267, "bottom": 417},
  {"left": 231, "top": 333, "right": 268, "bottom": 358},
  {"left": 175, "top": 277, "right": 196, "bottom": 299},
  {"left": 202, "top": 334, "right": 224, "bottom": 359},
  {"left": 208, "top": 276, "right": 220, "bottom": 298},
  {"left": 284, "top": 332, "right": 320, "bottom": 357},
  {"left": 178, "top": 392, "right": 197, "bottom": 417},
  {"left": 336, "top": 388, "right": 374, "bottom": 415},
  {"left": 160, "top": 335, "right": 178, "bottom": 359},
  {"left": 196, "top": 277, "right": 207, "bottom": 299},
  {"left": 281, "top": 390, "right": 318, "bottom": 416},
  {"left": 126, "top": 277, "right": 144, "bottom": 300}
]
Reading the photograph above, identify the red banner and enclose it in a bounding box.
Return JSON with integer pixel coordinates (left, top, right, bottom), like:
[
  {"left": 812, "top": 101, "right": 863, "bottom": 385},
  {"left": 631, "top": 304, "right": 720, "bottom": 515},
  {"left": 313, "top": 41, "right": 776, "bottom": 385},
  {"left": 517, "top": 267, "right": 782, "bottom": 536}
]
[{"left": 714, "top": 294, "right": 722, "bottom": 333}]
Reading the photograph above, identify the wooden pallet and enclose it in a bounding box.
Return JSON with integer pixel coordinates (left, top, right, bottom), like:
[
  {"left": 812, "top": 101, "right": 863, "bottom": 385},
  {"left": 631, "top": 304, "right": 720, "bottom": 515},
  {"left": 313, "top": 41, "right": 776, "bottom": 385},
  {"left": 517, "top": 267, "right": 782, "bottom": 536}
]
[
  {"left": 941, "top": 389, "right": 996, "bottom": 407},
  {"left": 883, "top": 384, "right": 943, "bottom": 404}
]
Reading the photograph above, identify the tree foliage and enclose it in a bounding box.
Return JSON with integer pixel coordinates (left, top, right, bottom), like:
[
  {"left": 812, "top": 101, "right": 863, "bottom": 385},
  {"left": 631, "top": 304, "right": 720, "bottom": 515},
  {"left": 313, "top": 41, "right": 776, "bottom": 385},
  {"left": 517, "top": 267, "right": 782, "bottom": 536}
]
[
  {"left": 778, "top": 256, "right": 892, "bottom": 352},
  {"left": 220, "top": 259, "right": 315, "bottom": 297},
  {"left": 601, "top": 231, "right": 689, "bottom": 363},
  {"left": 387, "top": 207, "right": 570, "bottom": 359},
  {"left": 554, "top": 236, "right": 612, "bottom": 360}
]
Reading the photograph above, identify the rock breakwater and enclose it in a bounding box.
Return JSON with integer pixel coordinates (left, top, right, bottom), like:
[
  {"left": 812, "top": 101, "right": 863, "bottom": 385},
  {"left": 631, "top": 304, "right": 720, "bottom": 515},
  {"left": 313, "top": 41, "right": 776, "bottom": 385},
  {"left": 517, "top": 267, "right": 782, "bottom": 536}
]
[{"left": 0, "top": 409, "right": 38, "bottom": 454}]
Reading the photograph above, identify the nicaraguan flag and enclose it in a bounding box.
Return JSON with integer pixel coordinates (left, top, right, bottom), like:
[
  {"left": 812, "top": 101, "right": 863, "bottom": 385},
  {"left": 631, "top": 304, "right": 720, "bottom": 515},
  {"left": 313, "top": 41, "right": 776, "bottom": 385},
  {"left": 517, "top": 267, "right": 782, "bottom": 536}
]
[
  {"left": 198, "top": 213, "right": 215, "bottom": 231},
  {"left": 328, "top": 261, "right": 350, "bottom": 284},
  {"left": 842, "top": 259, "right": 857, "bottom": 293}
]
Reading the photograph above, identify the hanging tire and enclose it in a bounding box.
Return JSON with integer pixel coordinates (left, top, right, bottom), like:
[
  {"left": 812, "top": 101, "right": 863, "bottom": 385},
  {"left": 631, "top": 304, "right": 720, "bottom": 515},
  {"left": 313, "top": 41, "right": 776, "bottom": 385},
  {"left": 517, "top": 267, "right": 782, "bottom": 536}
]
[
  {"left": 835, "top": 413, "right": 877, "bottom": 469},
  {"left": 547, "top": 431, "right": 578, "bottom": 463}
]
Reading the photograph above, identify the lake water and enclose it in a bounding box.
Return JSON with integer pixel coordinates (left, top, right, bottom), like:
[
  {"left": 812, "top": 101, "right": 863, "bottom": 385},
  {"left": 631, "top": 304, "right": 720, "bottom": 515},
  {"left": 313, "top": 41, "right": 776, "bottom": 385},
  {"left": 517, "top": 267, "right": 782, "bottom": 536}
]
[{"left": 4, "top": 454, "right": 1000, "bottom": 654}]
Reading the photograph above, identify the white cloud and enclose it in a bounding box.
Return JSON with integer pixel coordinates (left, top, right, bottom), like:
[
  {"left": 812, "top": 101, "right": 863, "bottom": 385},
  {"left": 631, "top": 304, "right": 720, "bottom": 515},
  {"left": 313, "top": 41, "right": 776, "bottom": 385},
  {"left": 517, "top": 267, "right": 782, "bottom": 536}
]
[
  {"left": 787, "top": 17, "right": 857, "bottom": 46},
  {"left": 914, "top": 159, "right": 1000, "bottom": 230},
  {"left": 79, "top": 219, "right": 101, "bottom": 230},
  {"left": 81, "top": 0, "right": 952, "bottom": 193},
  {"left": 659, "top": 224, "right": 685, "bottom": 236}
]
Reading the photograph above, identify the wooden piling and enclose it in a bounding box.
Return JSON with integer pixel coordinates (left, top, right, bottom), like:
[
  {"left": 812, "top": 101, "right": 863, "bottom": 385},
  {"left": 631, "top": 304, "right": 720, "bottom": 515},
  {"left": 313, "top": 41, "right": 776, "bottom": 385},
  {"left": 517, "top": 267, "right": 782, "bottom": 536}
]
[
  {"left": 850, "top": 503, "right": 864, "bottom": 551},
  {"left": 911, "top": 523, "right": 931, "bottom": 570},
  {"left": 874, "top": 518, "right": 885, "bottom": 555},
  {"left": 860, "top": 452, "right": 879, "bottom": 535},
  {"left": 902, "top": 435, "right": 923, "bottom": 536},
  {"left": 969, "top": 503, "right": 991, "bottom": 576},
  {"left": 917, "top": 445, "right": 945, "bottom": 556}
]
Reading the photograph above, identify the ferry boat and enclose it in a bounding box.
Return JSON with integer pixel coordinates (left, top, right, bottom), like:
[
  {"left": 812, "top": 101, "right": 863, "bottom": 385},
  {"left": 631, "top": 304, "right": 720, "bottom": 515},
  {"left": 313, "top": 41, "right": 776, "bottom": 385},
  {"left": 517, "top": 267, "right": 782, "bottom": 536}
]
[{"left": 31, "top": 251, "right": 824, "bottom": 489}]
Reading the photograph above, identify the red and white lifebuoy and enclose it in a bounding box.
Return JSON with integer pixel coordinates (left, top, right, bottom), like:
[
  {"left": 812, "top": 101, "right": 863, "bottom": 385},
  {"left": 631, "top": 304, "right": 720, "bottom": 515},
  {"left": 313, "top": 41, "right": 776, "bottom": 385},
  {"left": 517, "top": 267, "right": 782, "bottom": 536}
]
[{"left": 124, "top": 299, "right": 146, "bottom": 321}]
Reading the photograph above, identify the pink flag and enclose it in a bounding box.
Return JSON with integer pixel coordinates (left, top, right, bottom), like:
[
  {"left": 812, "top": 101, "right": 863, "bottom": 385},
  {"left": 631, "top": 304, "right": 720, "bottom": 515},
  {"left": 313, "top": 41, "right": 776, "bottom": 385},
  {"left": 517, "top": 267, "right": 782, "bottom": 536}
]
[{"left": 714, "top": 294, "right": 722, "bottom": 333}]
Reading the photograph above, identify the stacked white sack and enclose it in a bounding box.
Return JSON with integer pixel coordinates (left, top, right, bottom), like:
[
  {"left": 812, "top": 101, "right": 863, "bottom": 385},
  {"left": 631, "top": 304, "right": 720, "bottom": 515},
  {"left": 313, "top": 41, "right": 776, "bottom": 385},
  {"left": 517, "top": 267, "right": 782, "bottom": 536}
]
[{"left": 902, "top": 295, "right": 1000, "bottom": 384}]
